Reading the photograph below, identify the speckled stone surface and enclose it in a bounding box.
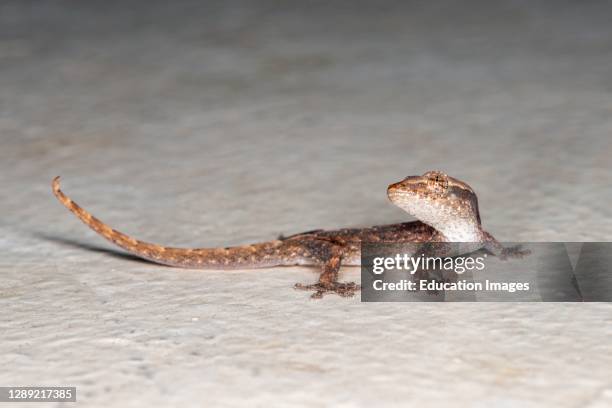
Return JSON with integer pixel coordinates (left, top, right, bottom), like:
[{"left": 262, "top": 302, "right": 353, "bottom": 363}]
[{"left": 2, "top": 1, "right": 612, "bottom": 407}]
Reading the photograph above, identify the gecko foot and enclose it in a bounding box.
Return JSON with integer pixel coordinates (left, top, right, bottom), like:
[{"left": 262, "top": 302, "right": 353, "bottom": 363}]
[
  {"left": 500, "top": 245, "right": 531, "bottom": 260},
  {"left": 294, "top": 282, "right": 361, "bottom": 299}
]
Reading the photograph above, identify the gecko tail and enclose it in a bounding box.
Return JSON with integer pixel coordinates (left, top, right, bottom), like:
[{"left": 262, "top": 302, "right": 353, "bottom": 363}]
[
  {"left": 51, "top": 177, "right": 283, "bottom": 269},
  {"left": 52, "top": 176, "right": 179, "bottom": 265}
]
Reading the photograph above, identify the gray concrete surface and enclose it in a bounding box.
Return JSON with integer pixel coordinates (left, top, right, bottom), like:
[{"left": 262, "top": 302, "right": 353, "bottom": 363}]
[{"left": 2, "top": 1, "right": 612, "bottom": 406}]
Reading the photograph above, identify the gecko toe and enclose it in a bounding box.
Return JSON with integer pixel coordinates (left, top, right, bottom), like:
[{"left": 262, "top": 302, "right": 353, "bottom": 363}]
[
  {"left": 294, "top": 281, "right": 361, "bottom": 298},
  {"left": 311, "top": 290, "right": 325, "bottom": 299},
  {"left": 501, "top": 245, "right": 531, "bottom": 260}
]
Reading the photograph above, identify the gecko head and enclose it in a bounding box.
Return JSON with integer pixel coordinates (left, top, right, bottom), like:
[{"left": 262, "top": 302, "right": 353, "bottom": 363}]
[{"left": 387, "top": 171, "right": 482, "bottom": 233}]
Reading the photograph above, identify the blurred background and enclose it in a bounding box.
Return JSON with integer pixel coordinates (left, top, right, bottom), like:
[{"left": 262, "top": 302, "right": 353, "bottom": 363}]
[{"left": 1, "top": 1, "right": 612, "bottom": 406}]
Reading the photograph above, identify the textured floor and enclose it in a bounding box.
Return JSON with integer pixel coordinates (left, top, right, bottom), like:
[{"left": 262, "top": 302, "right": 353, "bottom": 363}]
[{"left": 2, "top": 1, "right": 612, "bottom": 407}]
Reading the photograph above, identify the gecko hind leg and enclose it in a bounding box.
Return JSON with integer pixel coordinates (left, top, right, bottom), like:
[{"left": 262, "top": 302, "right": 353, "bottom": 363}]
[{"left": 294, "top": 254, "right": 360, "bottom": 299}]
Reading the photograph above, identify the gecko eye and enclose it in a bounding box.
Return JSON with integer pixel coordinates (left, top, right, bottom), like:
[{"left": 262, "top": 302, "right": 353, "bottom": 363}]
[{"left": 425, "top": 171, "right": 448, "bottom": 197}]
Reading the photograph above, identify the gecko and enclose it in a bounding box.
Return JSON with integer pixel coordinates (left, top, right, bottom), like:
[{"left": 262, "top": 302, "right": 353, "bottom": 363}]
[{"left": 52, "top": 171, "right": 525, "bottom": 298}]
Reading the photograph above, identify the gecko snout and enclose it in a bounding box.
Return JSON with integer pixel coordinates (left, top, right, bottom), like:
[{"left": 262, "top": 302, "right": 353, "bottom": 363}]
[
  {"left": 386, "top": 181, "right": 403, "bottom": 200},
  {"left": 387, "top": 176, "right": 419, "bottom": 198}
]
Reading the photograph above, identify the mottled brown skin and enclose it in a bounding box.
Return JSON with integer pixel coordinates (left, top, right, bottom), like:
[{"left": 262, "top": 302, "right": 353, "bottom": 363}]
[{"left": 52, "top": 171, "right": 525, "bottom": 299}]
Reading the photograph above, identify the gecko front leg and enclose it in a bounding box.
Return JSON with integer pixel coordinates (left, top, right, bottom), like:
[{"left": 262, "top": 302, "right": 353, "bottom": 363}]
[{"left": 293, "top": 239, "right": 360, "bottom": 299}]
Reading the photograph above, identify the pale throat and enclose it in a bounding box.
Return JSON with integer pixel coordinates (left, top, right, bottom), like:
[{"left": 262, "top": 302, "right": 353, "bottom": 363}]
[
  {"left": 398, "top": 200, "right": 482, "bottom": 242},
  {"left": 434, "top": 219, "right": 482, "bottom": 242}
]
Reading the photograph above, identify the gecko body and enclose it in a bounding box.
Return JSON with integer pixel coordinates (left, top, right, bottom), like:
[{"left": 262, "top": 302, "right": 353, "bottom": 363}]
[{"left": 52, "top": 171, "right": 522, "bottom": 298}]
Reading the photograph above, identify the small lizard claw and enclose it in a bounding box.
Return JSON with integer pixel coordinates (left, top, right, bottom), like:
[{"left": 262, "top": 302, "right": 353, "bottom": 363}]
[
  {"left": 294, "top": 282, "right": 361, "bottom": 299},
  {"left": 500, "top": 245, "right": 531, "bottom": 260}
]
